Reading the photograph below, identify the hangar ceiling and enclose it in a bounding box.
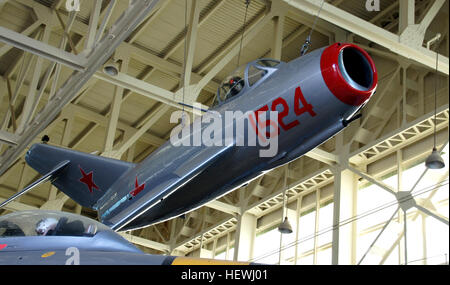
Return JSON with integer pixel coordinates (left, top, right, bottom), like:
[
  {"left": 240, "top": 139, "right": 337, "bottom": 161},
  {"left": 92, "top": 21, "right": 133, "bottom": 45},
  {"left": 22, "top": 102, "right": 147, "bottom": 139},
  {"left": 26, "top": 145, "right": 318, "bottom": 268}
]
[{"left": 0, "top": 0, "right": 448, "bottom": 256}]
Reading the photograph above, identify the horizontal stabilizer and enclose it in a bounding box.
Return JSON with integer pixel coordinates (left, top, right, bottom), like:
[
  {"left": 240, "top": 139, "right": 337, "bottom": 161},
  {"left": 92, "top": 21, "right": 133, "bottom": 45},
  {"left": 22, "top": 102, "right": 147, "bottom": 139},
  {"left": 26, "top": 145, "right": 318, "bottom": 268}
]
[
  {"left": 0, "top": 160, "right": 70, "bottom": 209},
  {"left": 26, "top": 144, "right": 135, "bottom": 209}
]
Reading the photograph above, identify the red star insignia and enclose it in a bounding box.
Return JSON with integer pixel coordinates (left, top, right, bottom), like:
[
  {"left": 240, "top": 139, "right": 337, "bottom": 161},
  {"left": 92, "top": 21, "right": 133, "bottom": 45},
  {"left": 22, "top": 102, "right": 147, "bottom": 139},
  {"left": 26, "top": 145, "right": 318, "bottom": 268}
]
[
  {"left": 130, "top": 176, "right": 145, "bottom": 197},
  {"left": 79, "top": 166, "right": 99, "bottom": 193}
]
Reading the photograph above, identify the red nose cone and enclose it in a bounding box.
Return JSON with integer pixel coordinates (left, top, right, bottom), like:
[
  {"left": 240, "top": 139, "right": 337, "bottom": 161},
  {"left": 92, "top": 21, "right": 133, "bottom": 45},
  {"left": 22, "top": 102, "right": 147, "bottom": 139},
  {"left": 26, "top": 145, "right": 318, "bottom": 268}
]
[{"left": 320, "top": 43, "right": 378, "bottom": 106}]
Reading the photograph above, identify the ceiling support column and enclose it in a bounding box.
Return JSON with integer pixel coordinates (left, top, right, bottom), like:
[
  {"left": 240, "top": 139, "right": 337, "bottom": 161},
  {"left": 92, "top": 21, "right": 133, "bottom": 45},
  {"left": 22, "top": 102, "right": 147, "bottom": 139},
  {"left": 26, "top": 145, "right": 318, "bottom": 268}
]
[
  {"left": 271, "top": 14, "right": 285, "bottom": 60},
  {"left": 399, "top": 0, "right": 415, "bottom": 35},
  {"left": 233, "top": 212, "right": 257, "bottom": 262},
  {"left": 331, "top": 133, "right": 357, "bottom": 265},
  {"left": 103, "top": 56, "right": 129, "bottom": 158},
  {"left": 331, "top": 166, "right": 358, "bottom": 265}
]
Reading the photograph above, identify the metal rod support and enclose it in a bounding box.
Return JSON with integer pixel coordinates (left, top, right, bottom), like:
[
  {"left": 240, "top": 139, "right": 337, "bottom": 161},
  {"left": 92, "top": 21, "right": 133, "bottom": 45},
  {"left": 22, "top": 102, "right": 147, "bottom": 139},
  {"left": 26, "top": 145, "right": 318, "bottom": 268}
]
[{"left": 0, "top": 27, "right": 87, "bottom": 71}]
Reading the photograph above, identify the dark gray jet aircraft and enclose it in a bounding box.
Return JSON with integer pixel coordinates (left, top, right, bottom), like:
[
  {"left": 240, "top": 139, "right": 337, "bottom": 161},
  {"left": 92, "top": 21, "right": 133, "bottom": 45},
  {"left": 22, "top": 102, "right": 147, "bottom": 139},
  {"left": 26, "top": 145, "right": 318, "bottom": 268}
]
[
  {"left": 0, "top": 210, "right": 251, "bottom": 265},
  {"left": 1, "top": 43, "right": 377, "bottom": 232}
]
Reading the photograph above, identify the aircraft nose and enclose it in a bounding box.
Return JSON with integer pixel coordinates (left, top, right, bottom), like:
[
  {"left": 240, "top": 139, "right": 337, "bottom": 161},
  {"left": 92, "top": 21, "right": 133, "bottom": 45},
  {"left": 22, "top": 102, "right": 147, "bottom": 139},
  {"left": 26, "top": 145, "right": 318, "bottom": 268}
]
[{"left": 320, "top": 43, "right": 378, "bottom": 106}]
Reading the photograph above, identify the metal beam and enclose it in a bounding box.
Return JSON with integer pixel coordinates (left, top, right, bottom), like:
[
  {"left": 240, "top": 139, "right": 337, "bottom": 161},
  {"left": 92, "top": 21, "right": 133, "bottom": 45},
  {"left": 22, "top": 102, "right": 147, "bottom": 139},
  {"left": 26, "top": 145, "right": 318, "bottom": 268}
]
[
  {"left": 103, "top": 58, "right": 129, "bottom": 157},
  {"left": 0, "top": 26, "right": 86, "bottom": 71},
  {"left": 40, "top": 192, "right": 70, "bottom": 211},
  {"left": 350, "top": 105, "right": 449, "bottom": 165},
  {"left": 350, "top": 65, "right": 401, "bottom": 145},
  {"left": 205, "top": 200, "right": 241, "bottom": 215},
  {"left": 35, "top": 2, "right": 218, "bottom": 95},
  {"left": 0, "top": 130, "right": 19, "bottom": 146},
  {"left": 15, "top": 24, "right": 52, "bottom": 135},
  {"left": 418, "top": 0, "right": 446, "bottom": 35},
  {"left": 124, "top": 43, "right": 219, "bottom": 94},
  {"left": 283, "top": 0, "right": 449, "bottom": 75},
  {"left": 113, "top": 104, "right": 171, "bottom": 158},
  {"left": 247, "top": 168, "right": 334, "bottom": 216},
  {"left": 271, "top": 14, "right": 285, "bottom": 60},
  {"left": 415, "top": 204, "right": 449, "bottom": 226},
  {"left": 123, "top": 0, "right": 225, "bottom": 97},
  {"left": 0, "top": 0, "right": 162, "bottom": 176},
  {"left": 66, "top": 103, "right": 166, "bottom": 147},
  {"left": 0, "top": 20, "right": 42, "bottom": 58},
  {"left": 192, "top": 8, "right": 278, "bottom": 100},
  {"left": 357, "top": 207, "right": 400, "bottom": 265},
  {"left": 119, "top": 233, "right": 170, "bottom": 252},
  {"left": 93, "top": 71, "right": 188, "bottom": 110},
  {"left": 181, "top": 0, "right": 201, "bottom": 89},
  {"left": 95, "top": 0, "right": 117, "bottom": 44},
  {"left": 0, "top": 197, "right": 38, "bottom": 212},
  {"left": 83, "top": 0, "right": 102, "bottom": 53},
  {"left": 347, "top": 165, "right": 396, "bottom": 196},
  {"left": 399, "top": 0, "right": 415, "bottom": 34},
  {"left": 305, "top": 147, "right": 337, "bottom": 165}
]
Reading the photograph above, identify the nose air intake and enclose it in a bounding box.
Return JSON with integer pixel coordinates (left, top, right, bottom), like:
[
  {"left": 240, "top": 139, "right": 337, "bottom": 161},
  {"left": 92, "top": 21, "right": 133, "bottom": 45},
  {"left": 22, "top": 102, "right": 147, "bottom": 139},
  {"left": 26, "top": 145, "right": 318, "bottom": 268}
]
[
  {"left": 339, "top": 47, "right": 374, "bottom": 91},
  {"left": 320, "top": 43, "right": 378, "bottom": 106}
]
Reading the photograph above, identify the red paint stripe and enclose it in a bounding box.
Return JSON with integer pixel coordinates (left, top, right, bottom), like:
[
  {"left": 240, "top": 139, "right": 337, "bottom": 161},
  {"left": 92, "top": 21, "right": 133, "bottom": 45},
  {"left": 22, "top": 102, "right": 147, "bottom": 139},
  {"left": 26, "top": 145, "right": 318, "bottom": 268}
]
[
  {"left": 320, "top": 43, "right": 378, "bottom": 106},
  {"left": 249, "top": 112, "right": 267, "bottom": 143}
]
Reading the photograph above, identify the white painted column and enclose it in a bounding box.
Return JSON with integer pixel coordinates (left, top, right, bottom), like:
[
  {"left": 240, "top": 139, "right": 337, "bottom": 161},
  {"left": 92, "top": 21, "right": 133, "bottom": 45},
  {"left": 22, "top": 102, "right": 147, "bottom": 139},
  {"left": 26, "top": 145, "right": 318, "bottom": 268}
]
[
  {"left": 331, "top": 167, "right": 358, "bottom": 265},
  {"left": 233, "top": 212, "right": 257, "bottom": 262},
  {"left": 421, "top": 213, "right": 427, "bottom": 265},
  {"left": 199, "top": 247, "right": 213, "bottom": 259},
  {"left": 225, "top": 232, "right": 230, "bottom": 260},
  {"left": 399, "top": 0, "right": 415, "bottom": 34},
  {"left": 401, "top": 65, "right": 408, "bottom": 125},
  {"left": 313, "top": 189, "right": 320, "bottom": 264},
  {"left": 271, "top": 14, "right": 285, "bottom": 60},
  {"left": 103, "top": 56, "right": 129, "bottom": 157},
  {"left": 294, "top": 197, "right": 302, "bottom": 265}
]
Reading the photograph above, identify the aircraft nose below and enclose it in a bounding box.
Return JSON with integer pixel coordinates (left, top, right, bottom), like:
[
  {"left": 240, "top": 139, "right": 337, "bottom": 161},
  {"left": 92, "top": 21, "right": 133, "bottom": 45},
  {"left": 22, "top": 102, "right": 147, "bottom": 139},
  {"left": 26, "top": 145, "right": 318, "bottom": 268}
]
[{"left": 320, "top": 43, "right": 378, "bottom": 106}]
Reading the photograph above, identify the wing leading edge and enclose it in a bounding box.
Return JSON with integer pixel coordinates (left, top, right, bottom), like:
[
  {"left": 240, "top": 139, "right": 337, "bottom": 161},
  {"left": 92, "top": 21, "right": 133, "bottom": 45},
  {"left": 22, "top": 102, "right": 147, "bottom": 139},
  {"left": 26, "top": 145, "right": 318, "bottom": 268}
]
[{"left": 103, "top": 143, "right": 235, "bottom": 231}]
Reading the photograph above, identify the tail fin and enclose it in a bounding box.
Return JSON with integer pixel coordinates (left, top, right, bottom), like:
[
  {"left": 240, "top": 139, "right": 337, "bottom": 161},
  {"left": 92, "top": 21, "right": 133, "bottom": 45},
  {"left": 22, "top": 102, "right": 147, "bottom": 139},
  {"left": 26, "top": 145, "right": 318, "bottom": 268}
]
[{"left": 25, "top": 143, "right": 135, "bottom": 209}]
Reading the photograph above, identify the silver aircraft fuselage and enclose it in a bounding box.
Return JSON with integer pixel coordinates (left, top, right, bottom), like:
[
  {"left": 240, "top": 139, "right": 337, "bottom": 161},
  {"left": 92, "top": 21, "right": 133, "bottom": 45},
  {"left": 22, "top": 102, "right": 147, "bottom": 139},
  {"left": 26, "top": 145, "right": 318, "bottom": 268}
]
[{"left": 96, "top": 43, "right": 378, "bottom": 231}]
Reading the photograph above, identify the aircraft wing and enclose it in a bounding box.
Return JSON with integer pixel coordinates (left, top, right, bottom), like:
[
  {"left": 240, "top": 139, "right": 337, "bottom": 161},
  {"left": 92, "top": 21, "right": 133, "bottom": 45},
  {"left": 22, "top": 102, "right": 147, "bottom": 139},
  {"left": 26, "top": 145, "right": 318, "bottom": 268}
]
[{"left": 102, "top": 142, "right": 235, "bottom": 231}]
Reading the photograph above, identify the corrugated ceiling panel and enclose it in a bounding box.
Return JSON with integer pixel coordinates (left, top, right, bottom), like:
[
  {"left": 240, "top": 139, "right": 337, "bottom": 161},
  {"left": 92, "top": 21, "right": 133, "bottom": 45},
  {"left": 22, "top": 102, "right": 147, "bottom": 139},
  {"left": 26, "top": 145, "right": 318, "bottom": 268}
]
[
  {"left": 147, "top": 105, "right": 177, "bottom": 138},
  {"left": 192, "top": 0, "right": 266, "bottom": 73},
  {"left": 120, "top": 95, "right": 159, "bottom": 127},
  {"left": 166, "top": 0, "right": 266, "bottom": 74},
  {"left": 119, "top": 67, "right": 180, "bottom": 127},
  {"left": 0, "top": 2, "right": 34, "bottom": 32},
  {"left": 134, "top": 0, "right": 187, "bottom": 56},
  {"left": 159, "top": 0, "right": 213, "bottom": 58},
  {"left": 77, "top": 80, "right": 115, "bottom": 112}
]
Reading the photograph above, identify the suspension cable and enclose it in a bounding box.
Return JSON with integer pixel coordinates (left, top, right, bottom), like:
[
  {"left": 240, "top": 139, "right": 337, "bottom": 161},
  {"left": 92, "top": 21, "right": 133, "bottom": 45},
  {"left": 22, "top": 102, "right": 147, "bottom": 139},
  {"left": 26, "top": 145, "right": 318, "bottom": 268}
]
[
  {"left": 237, "top": 0, "right": 251, "bottom": 68},
  {"left": 300, "top": 0, "right": 325, "bottom": 56},
  {"left": 433, "top": 49, "right": 438, "bottom": 149},
  {"left": 179, "top": 0, "right": 189, "bottom": 126}
]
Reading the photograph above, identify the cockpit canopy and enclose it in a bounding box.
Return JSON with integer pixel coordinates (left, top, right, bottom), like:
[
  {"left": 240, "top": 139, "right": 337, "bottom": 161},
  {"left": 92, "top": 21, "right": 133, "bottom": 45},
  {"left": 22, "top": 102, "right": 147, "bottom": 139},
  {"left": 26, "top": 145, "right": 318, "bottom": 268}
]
[
  {"left": 213, "top": 59, "right": 282, "bottom": 107},
  {"left": 0, "top": 210, "right": 110, "bottom": 238}
]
